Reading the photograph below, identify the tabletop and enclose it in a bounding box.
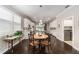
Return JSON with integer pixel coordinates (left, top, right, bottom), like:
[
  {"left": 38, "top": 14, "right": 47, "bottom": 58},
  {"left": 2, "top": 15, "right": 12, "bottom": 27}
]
[
  {"left": 4, "top": 36, "right": 20, "bottom": 40},
  {"left": 34, "top": 34, "right": 48, "bottom": 40}
]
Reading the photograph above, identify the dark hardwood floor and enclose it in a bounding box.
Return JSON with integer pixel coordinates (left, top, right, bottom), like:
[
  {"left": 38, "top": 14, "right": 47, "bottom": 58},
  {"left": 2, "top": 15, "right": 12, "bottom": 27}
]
[{"left": 4, "top": 35, "right": 79, "bottom": 54}]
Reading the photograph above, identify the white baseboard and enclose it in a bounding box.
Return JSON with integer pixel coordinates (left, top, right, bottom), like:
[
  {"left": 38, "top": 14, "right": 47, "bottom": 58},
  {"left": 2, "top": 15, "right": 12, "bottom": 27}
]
[
  {"left": 64, "top": 41, "right": 79, "bottom": 51},
  {"left": 72, "top": 46, "right": 79, "bottom": 51}
]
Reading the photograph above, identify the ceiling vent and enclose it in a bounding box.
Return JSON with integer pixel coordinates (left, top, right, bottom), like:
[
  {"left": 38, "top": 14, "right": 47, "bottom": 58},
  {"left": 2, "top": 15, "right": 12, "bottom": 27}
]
[
  {"left": 65, "top": 5, "right": 70, "bottom": 8},
  {"left": 40, "top": 5, "right": 43, "bottom": 7}
]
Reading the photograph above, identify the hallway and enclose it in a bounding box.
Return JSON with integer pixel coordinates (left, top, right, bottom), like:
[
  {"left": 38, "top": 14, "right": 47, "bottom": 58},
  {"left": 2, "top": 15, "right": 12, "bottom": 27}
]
[{"left": 4, "top": 35, "right": 79, "bottom": 54}]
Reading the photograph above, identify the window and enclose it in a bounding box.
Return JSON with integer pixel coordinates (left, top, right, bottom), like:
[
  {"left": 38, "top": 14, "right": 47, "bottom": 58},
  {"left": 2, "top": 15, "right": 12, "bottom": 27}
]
[
  {"left": 14, "top": 14, "right": 21, "bottom": 32},
  {"left": 0, "top": 6, "right": 13, "bottom": 36},
  {"left": 0, "top": 6, "right": 21, "bottom": 36}
]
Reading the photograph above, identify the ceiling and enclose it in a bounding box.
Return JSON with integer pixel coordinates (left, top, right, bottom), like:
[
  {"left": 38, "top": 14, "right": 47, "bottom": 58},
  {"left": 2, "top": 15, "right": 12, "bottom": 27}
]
[{"left": 3, "top": 5, "right": 70, "bottom": 23}]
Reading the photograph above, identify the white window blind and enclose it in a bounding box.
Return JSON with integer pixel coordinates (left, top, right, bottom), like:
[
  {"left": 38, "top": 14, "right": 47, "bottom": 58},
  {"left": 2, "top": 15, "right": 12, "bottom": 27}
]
[
  {"left": 0, "top": 6, "right": 21, "bottom": 36},
  {"left": 14, "top": 14, "right": 21, "bottom": 32}
]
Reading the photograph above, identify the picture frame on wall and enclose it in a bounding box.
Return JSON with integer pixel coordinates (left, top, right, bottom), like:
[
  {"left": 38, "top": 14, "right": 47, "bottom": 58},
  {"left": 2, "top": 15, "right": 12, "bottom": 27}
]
[{"left": 50, "top": 27, "right": 56, "bottom": 30}]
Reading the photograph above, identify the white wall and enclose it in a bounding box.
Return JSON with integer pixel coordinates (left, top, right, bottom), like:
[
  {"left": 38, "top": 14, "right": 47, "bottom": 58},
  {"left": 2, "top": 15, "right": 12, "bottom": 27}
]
[
  {"left": 49, "top": 19, "right": 57, "bottom": 36},
  {"left": 73, "top": 16, "right": 79, "bottom": 51},
  {"left": 49, "top": 18, "right": 64, "bottom": 41},
  {"left": 49, "top": 5, "right": 79, "bottom": 51}
]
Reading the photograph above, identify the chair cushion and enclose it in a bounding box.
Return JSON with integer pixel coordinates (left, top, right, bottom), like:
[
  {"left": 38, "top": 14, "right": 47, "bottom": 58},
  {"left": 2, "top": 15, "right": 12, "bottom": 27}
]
[
  {"left": 30, "top": 41, "right": 39, "bottom": 46},
  {"left": 41, "top": 41, "right": 49, "bottom": 46}
]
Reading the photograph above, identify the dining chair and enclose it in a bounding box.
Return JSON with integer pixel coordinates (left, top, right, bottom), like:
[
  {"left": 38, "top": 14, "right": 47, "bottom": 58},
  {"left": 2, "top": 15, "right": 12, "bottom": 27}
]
[
  {"left": 40, "top": 33, "right": 52, "bottom": 53},
  {"left": 50, "top": 35, "right": 57, "bottom": 53},
  {"left": 28, "top": 33, "right": 39, "bottom": 53}
]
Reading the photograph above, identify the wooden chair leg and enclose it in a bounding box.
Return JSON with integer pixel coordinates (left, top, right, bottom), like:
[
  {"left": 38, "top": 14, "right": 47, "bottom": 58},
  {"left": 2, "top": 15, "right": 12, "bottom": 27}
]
[
  {"left": 47, "top": 45, "right": 50, "bottom": 53},
  {"left": 32, "top": 46, "right": 35, "bottom": 54},
  {"left": 28, "top": 45, "right": 33, "bottom": 53},
  {"left": 49, "top": 44, "right": 53, "bottom": 54},
  {"left": 28, "top": 45, "right": 31, "bottom": 53}
]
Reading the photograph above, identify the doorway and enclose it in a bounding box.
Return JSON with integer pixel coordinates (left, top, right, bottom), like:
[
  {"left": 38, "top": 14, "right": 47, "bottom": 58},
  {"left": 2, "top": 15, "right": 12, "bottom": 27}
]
[
  {"left": 64, "top": 26, "right": 72, "bottom": 41},
  {"left": 64, "top": 16, "right": 73, "bottom": 46}
]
